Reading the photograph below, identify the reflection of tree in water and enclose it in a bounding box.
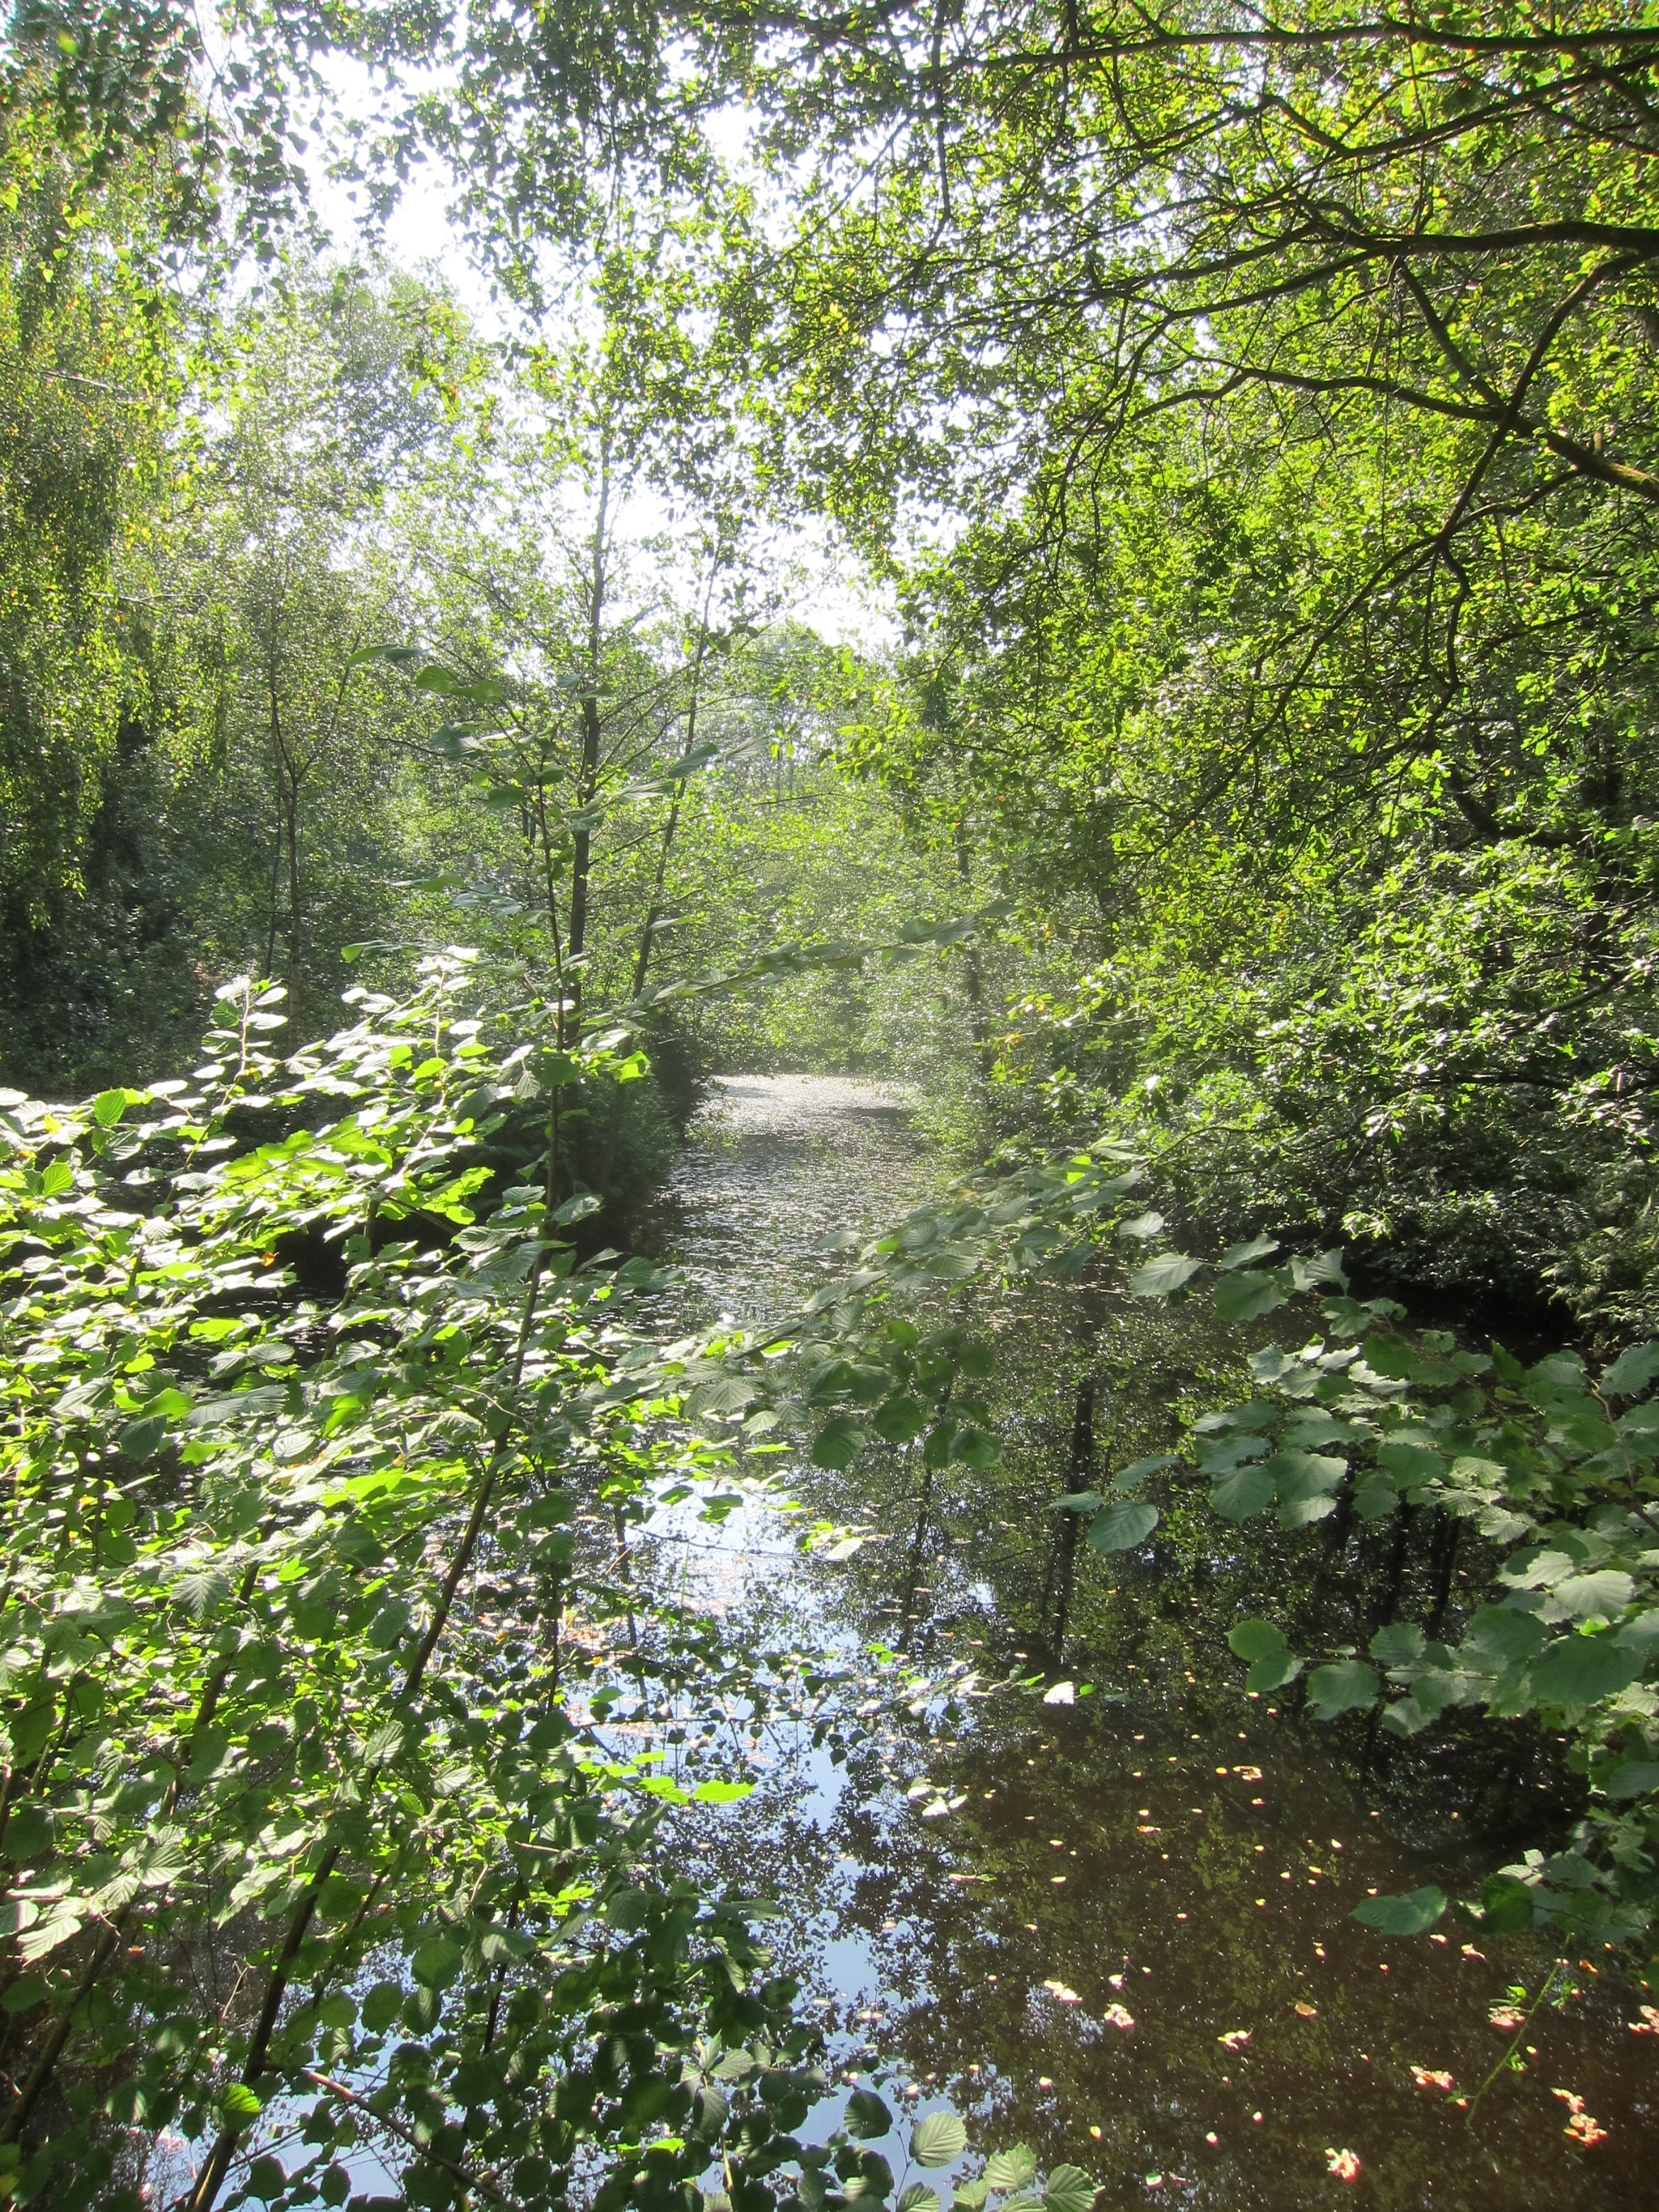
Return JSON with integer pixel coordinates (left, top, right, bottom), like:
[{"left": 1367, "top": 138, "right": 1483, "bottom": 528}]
[{"left": 652, "top": 1077, "right": 1648, "bottom": 2211}]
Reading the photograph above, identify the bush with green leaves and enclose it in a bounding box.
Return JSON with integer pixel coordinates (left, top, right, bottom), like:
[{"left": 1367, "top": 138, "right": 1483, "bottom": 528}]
[
  {"left": 0, "top": 905, "right": 1094, "bottom": 2209},
  {"left": 1036, "top": 1237, "right": 1659, "bottom": 1954},
  {"left": 0, "top": 959, "right": 822, "bottom": 2210}
]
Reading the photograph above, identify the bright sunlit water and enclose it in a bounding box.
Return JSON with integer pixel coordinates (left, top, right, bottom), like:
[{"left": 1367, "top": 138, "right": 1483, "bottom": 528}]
[{"left": 640, "top": 1076, "right": 1655, "bottom": 2212}]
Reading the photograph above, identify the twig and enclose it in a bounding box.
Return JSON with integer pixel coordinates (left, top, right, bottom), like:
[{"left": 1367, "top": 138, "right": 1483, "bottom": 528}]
[{"left": 1465, "top": 1960, "right": 1564, "bottom": 2118}]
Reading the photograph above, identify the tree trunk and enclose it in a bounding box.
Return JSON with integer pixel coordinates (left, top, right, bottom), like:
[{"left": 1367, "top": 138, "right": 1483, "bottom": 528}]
[
  {"left": 1040, "top": 1378, "right": 1095, "bottom": 1664},
  {"left": 566, "top": 451, "right": 610, "bottom": 1045}
]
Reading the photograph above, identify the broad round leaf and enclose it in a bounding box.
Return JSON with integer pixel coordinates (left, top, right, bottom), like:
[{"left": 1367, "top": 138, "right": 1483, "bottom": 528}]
[
  {"left": 1351, "top": 1885, "right": 1446, "bottom": 1936},
  {"left": 410, "top": 1937, "right": 465, "bottom": 1989},
  {"left": 813, "top": 1416, "right": 865, "bottom": 1470},
  {"left": 1478, "top": 1874, "right": 1537, "bottom": 1933},
  {"left": 984, "top": 2147, "right": 1037, "bottom": 2193},
  {"left": 1211, "top": 1268, "right": 1288, "bottom": 1322},
  {"left": 1210, "top": 1467, "right": 1276, "bottom": 1521},
  {"left": 1305, "top": 1660, "right": 1380, "bottom": 1721},
  {"left": 845, "top": 2088, "right": 894, "bottom": 2140},
  {"left": 219, "top": 2083, "right": 262, "bottom": 2132},
  {"left": 1528, "top": 1636, "right": 1642, "bottom": 1707},
  {"left": 1127, "top": 1253, "right": 1201, "bottom": 1298},
  {"left": 1042, "top": 2167, "right": 1095, "bottom": 2212},
  {"left": 1227, "top": 1619, "right": 1288, "bottom": 1662},
  {"left": 1604, "top": 1759, "right": 1659, "bottom": 1800},
  {"left": 912, "top": 2112, "right": 968, "bottom": 2167},
  {"left": 1245, "top": 1649, "right": 1303, "bottom": 1692},
  {"left": 1086, "top": 1500, "right": 1158, "bottom": 1553},
  {"left": 1602, "top": 1343, "right": 1659, "bottom": 1398},
  {"left": 872, "top": 1394, "right": 928, "bottom": 1443}
]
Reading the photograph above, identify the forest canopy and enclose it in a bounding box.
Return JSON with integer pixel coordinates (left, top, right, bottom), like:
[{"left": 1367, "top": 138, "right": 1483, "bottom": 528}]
[{"left": 4, "top": 5, "right": 1659, "bottom": 2208}]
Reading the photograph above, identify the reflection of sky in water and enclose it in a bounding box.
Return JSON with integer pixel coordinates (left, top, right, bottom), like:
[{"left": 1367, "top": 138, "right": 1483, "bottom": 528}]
[
  {"left": 241, "top": 1076, "right": 1652, "bottom": 2208},
  {"left": 644, "top": 1079, "right": 1655, "bottom": 2212}
]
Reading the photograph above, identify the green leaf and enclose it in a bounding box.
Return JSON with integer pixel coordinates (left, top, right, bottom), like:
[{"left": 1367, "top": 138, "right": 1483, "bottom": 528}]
[
  {"left": 92, "top": 1088, "right": 127, "bottom": 1128},
  {"left": 1370, "top": 1623, "right": 1426, "bottom": 1668},
  {"left": 872, "top": 1395, "right": 928, "bottom": 1443},
  {"left": 1049, "top": 1491, "right": 1102, "bottom": 1515},
  {"left": 1602, "top": 1343, "right": 1659, "bottom": 1399},
  {"left": 1478, "top": 1874, "right": 1537, "bottom": 1933},
  {"left": 409, "top": 1937, "right": 464, "bottom": 1989},
  {"left": 1217, "top": 1235, "right": 1279, "bottom": 1271},
  {"left": 1528, "top": 1636, "right": 1642, "bottom": 1707},
  {"left": 1211, "top": 1269, "right": 1288, "bottom": 1322},
  {"left": 1228, "top": 1619, "right": 1288, "bottom": 1663},
  {"left": 953, "top": 1426, "right": 1003, "bottom": 1472},
  {"left": 1351, "top": 1886, "right": 1446, "bottom": 1936},
  {"left": 360, "top": 1981, "right": 402, "bottom": 2026},
  {"left": 1247, "top": 1646, "right": 1302, "bottom": 1692},
  {"left": 1112, "top": 1453, "right": 1177, "bottom": 1490},
  {"left": 1462, "top": 1605, "right": 1547, "bottom": 1664},
  {"left": 897, "top": 2189, "right": 941, "bottom": 2212},
  {"left": 1305, "top": 1660, "right": 1380, "bottom": 1720},
  {"left": 1376, "top": 1441, "right": 1445, "bottom": 1487},
  {"left": 691, "top": 1779, "right": 752, "bottom": 1804},
  {"left": 1604, "top": 1759, "right": 1659, "bottom": 1799},
  {"left": 984, "top": 2147, "right": 1037, "bottom": 2194},
  {"left": 1127, "top": 1253, "right": 1201, "bottom": 1298},
  {"left": 219, "top": 2083, "right": 262, "bottom": 2131},
  {"left": 1042, "top": 2168, "right": 1095, "bottom": 2212},
  {"left": 1085, "top": 1500, "right": 1158, "bottom": 1552},
  {"left": 954, "top": 2187, "right": 989, "bottom": 2211},
  {"left": 1352, "top": 1477, "right": 1400, "bottom": 1521},
  {"left": 2, "top": 1806, "right": 52, "bottom": 1861},
  {"left": 1551, "top": 1571, "right": 1634, "bottom": 1622},
  {"left": 1210, "top": 1466, "right": 1276, "bottom": 1521},
  {"left": 844, "top": 2088, "right": 893, "bottom": 2140},
  {"left": 813, "top": 1416, "right": 865, "bottom": 1470},
  {"left": 118, "top": 1415, "right": 168, "bottom": 1462},
  {"left": 911, "top": 2113, "right": 967, "bottom": 2167}
]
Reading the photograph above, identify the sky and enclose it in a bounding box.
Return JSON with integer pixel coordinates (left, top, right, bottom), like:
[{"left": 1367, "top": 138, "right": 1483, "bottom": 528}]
[{"left": 300, "top": 59, "right": 900, "bottom": 652}]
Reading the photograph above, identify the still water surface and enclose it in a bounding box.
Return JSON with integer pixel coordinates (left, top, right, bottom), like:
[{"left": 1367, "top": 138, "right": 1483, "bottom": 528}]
[{"left": 645, "top": 1076, "right": 1655, "bottom": 2212}]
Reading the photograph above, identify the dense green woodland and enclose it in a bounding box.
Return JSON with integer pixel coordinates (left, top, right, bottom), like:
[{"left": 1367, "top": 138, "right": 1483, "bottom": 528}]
[{"left": 3, "top": 1, "right": 1659, "bottom": 2206}]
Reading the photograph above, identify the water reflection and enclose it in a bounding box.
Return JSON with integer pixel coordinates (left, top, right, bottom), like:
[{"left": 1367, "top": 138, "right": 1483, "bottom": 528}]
[{"left": 651, "top": 1078, "right": 1653, "bottom": 2211}]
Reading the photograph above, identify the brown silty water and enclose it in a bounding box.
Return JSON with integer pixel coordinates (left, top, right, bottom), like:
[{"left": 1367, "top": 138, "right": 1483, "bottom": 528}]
[{"left": 640, "top": 1075, "right": 1658, "bottom": 2212}]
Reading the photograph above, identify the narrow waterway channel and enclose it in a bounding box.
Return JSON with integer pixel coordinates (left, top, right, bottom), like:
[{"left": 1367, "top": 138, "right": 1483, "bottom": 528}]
[{"left": 642, "top": 1077, "right": 1653, "bottom": 2212}]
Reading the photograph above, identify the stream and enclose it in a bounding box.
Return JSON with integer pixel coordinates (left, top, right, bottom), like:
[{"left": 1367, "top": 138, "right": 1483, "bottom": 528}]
[{"left": 638, "top": 1076, "right": 1655, "bottom": 2212}]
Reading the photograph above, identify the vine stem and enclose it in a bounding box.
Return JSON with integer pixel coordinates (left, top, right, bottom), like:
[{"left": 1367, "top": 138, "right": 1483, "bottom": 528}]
[{"left": 1463, "top": 1959, "right": 1565, "bottom": 2119}]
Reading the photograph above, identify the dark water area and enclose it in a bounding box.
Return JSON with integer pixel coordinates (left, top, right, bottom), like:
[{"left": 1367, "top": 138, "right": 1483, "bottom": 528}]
[{"left": 641, "top": 1077, "right": 1657, "bottom": 2212}]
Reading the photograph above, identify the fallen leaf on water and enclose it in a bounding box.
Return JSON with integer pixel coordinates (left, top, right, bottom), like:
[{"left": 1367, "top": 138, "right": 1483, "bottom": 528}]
[
  {"left": 1235, "top": 1766, "right": 1263, "bottom": 1781},
  {"left": 1218, "top": 2029, "right": 1250, "bottom": 2049},
  {"left": 1102, "top": 2003, "right": 1136, "bottom": 2030},
  {"left": 1043, "top": 1980, "right": 1082, "bottom": 2004},
  {"left": 1294, "top": 2001, "right": 1317, "bottom": 2018},
  {"left": 1629, "top": 2006, "right": 1659, "bottom": 2035},
  {"left": 1489, "top": 2005, "right": 1527, "bottom": 2031},
  {"left": 1554, "top": 2088, "right": 1609, "bottom": 2147},
  {"left": 1410, "top": 2066, "right": 1455, "bottom": 2092},
  {"left": 1325, "top": 2149, "right": 1361, "bottom": 2182},
  {"left": 1109, "top": 1974, "right": 1125, "bottom": 1990}
]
